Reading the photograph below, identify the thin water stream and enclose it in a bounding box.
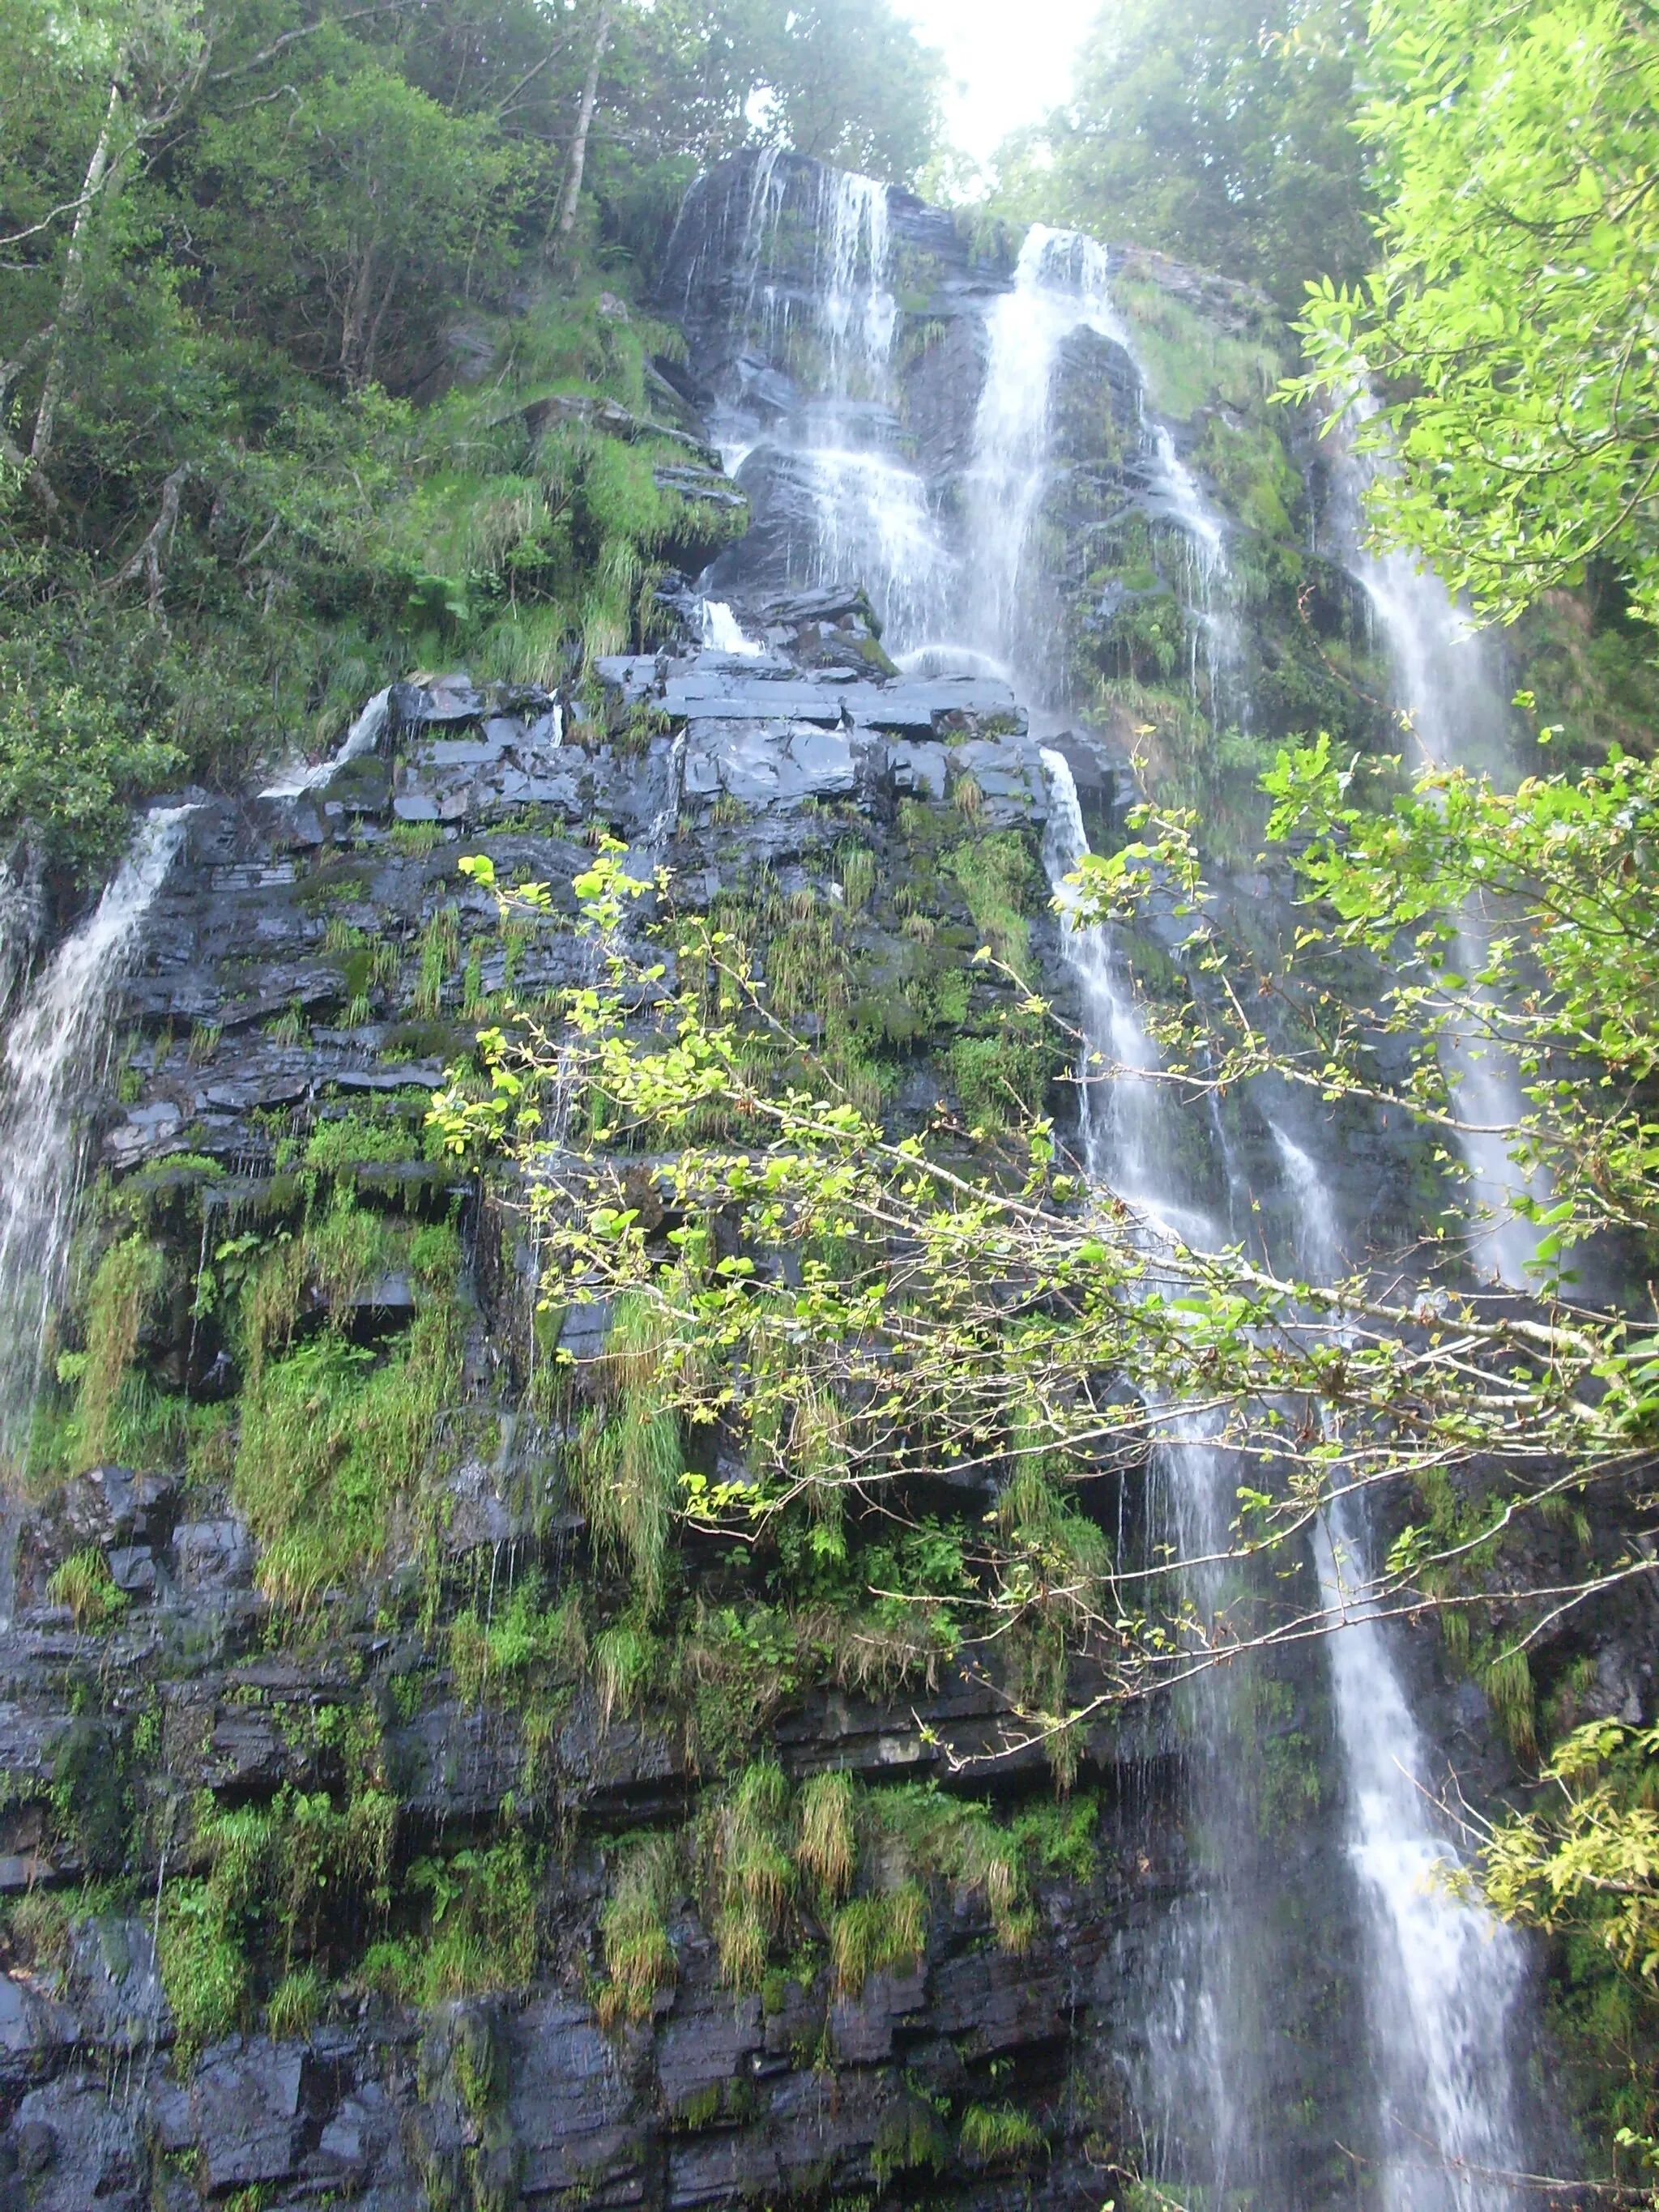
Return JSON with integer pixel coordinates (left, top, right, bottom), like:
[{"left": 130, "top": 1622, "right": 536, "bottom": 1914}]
[
  {"left": 0, "top": 805, "right": 194, "bottom": 1534},
  {"left": 1324, "top": 434, "right": 1550, "bottom": 1288}
]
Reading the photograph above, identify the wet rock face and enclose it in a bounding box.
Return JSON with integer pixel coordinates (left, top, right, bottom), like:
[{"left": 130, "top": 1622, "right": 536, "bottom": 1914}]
[
  {"left": 0, "top": 160, "right": 1579, "bottom": 2212},
  {"left": 0, "top": 552, "right": 1188, "bottom": 2206}
]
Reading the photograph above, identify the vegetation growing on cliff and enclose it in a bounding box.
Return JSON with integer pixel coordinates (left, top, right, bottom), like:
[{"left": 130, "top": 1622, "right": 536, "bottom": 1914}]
[{"left": 0, "top": 0, "right": 942, "bottom": 884}]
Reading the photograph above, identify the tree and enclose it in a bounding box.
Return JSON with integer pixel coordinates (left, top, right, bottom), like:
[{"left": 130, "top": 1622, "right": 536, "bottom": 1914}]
[
  {"left": 752, "top": 0, "right": 943, "bottom": 185},
  {"left": 992, "top": 0, "right": 1375, "bottom": 310},
  {"left": 1294, "top": 0, "right": 1659, "bottom": 629},
  {"left": 429, "top": 774, "right": 1659, "bottom": 1765},
  {"left": 187, "top": 55, "right": 517, "bottom": 389}
]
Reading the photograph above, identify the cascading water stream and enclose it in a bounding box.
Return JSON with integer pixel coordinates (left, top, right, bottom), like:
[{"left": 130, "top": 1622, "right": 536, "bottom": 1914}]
[
  {"left": 1325, "top": 436, "right": 1549, "bottom": 1287},
  {"left": 0, "top": 805, "right": 194, "bottom": 1510},
  {"left": 1044, "top": 748, "right": 1302, "bottom": 2206},
  {"left": 260, "top": 686, "right": 391, "bottom": 802},
  {"left": 1271, "top": 1113, "right": 1532, "bottom": 2210},
  {"left": 704, "top": 162, "right": 1552, "bottom": 2201}
]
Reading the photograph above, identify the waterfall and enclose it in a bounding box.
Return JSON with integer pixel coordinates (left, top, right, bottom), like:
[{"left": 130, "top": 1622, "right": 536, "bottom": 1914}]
[
  {"left": 261, "top": 685, "right": 391, "bottom": 801},
  {"left": 960, "top": 228, "right": 1119, "bottom": 671},
  {"left": 1148, "top": 424, "right": 1248, "bottom": 731},
  {"left": 694, "top": 163, "right": 1553, "bottom": 2201},
  {"left": 0, "top": 806, "right": 194, "bottom": 1466},
  {"left": 1325, "top": 439, "right": 1549, "bottom": 1286},
  {"left": 1312, "top": 1502, "right": 1528, "bottom": 2211},
  {"left": 699, "top": 599, "right": 764, "bottom": 657},
  {"left": 1269, "top": 1106, "right": 1532, "bottom": 2210},
  {"left": 814, "top": 168, "right": 894, "bottom": 394},
  {"left": 1044, "top": 748, "right": 1295, "bottom": 2205}
]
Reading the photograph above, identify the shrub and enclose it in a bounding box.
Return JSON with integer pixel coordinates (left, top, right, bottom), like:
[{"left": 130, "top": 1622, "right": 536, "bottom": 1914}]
[
  {"left": 361, "top": 1834, "right": 540, "bottom": 2005},
  {"left": 597, "top": 1834, "right": 678, "bottom": 2027},
  {"left": 70, "top": 1234, "right": 164, "bottom": 1464},
  {"left": 830, "top": 1882, "right": 925, "bottom": 1999},
  {"left": 960, "top": 2103, "right": 1047, "bottom": 2168},
  {"left": 267, "top": 1963, "right": 329, "bottom": 2041},
  {"left": 795, "top": 1770, "right": 857, "bottom": 1901},
  {"left": 707, "top": 1762, "right": 795, "bottom": 1993},
  {"left": 576, "top": 1294, "right": 687, "bottom": 1610},
  {"left": 235, "top": 1299, "right": 459, "bottom": 1605},
  {"left": 46, "top": 1546, "right": 127, "bottom": 1630}
]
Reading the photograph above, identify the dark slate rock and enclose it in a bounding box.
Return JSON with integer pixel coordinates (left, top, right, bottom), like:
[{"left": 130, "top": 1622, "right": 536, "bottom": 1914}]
[
  {"left": 12, "top": 2080, "right": 142, "bottom": 2210},
  {"left": 190, "top": 2039, "right": 305, "bottom": 2191},
  {"left": 657, "top": 1994, "right": 762, "bottom": 2113},
  {"left": 508, "top": 1996, "right": 641, "bottom": 2200},
  {"left": 172, "top": 1518, "right": 255, "bottom": 1595}
]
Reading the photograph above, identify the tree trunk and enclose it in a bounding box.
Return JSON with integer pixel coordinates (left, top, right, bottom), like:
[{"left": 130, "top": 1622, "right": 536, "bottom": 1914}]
[
  {"left": 30, "top": 79, "right": 123, "bottom": 475},
  {"left": 555, "top": 2, "right": 614, "bottom": 241},
  {"left": 338, "top": 239, "right": 382, "bottom": 390}
]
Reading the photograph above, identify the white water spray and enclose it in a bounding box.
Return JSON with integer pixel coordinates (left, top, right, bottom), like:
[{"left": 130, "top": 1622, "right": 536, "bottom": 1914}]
[
  {"left": 962, "top": 230, "right": 1119, "bottom": 670},
  {"left": 0, "top": 807, "right": 194, "bottom": 1460},
  {"left": 1327, "top": 436, "right": 1549, "bottom": 1286},
  {"left": 1271, "top": 1097, "right": 1529, "bottom": 2209},
  {"left": 699, "top": 599, "right": 765, "bottom": 657},
  {"left": 260, "top": 686, "right": 390, "bottom": 801},
  {"left": 815, "top": 168, "right": 894, "bottom": 394},
  {"left": 1044, "top": 747, "right": 1277, "bottom": 2198}
]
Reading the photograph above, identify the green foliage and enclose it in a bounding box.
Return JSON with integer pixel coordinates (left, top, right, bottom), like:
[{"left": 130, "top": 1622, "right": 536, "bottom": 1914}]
[
  {"left": 959, "top": 2104, "right": 1047, "bottom": 2168},
  {"left": 944, "top": 831, "right": 1037, "bottom": 973},
  {"left": 46, "top": 1546, "right": 127, "bottom": 1631},
  {"left": 235, "top": 1298, "right": 460, "bottom": 1606},
  {"left": 1256, "top": 735, "right": 1659, "bottom": 1255},
  {"left": 450, "top": 1574, "right": 585, "bottom": 1705},
  {"left": 160, "top": 1775, "right": 394, "bottom": 2065},
  {"left": 993, "top": 0, "right": 1375, "bottom": 310},
  {"left": 305, "top": 1112, "right": 419, "bottom": 1170},
  {"left": 869, "top": 2090, "right": 949, "bottom": 2188},
  {"left": 597, "top": 1833, "right": 678, "bottom": 2027},
  {"left": 830, "top": 1882, "right": 926, "bottom": 1999},
  {"left": 0, "top": 664, "right": 181, "bottom": 876},
  {"left": 575, "top": 1294, "right": 688, "bottom": 1612},
  {"left": 62, "top": 1233, "right": 163, "bottom": 1467},
  {"left": 360, "top": 1834, "right": 540, "bottom": 2005},
  {"left": 1295, "top": 0, "right": 1659, "bottom": 626},
  {"left": 947, "top": 1030, "right": 1051, "bottom": 1135},
  {"left": 795, "top": 1770, "right": 857, "bottom": 1901},
  {"left": 705, "top": 1760, "right": 795, "bottom": 1991}
]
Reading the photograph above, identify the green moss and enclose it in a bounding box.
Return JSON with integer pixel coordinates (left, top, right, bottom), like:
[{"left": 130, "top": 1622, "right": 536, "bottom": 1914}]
[
  {"left": 159, "top": 1881, "right": 254, "bottom": 2065},
  {"left": 234, "top": 1298, "right": 461, "bottom": 1605},
  {"left": 160, "top": 1776, "right": 394, "bottom": 2065},
  {"left": 1112, "top": 276, "right": 1285, "bottom": 424},
  {"left": 1193, "top": 411, "right": 1304, "bottom": 542}
]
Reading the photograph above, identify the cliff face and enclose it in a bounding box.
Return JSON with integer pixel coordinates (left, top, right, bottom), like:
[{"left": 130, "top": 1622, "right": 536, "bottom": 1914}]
[{"left": 0, "top": 153, "right": 1635, "bottom": 2212}]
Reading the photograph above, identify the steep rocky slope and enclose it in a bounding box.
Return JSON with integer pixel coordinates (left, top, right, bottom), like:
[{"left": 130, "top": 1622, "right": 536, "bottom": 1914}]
[{"left": 0, "top": 152, "right": 1636, "bottom": 2212}]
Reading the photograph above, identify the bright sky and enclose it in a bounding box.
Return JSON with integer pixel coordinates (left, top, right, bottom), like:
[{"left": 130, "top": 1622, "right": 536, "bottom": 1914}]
[{"left": 898, "top": 0, "right": 1098, "bottom": 176}]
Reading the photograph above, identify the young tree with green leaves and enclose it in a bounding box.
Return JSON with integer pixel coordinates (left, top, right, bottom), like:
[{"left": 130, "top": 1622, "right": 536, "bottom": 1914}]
[
  {"left": 1296, "top": 0, "right": 1659, "bottom": 629},
  {"left": 992, "top": 0, "right": 1375, "bottom": 310}
]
